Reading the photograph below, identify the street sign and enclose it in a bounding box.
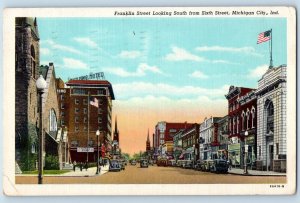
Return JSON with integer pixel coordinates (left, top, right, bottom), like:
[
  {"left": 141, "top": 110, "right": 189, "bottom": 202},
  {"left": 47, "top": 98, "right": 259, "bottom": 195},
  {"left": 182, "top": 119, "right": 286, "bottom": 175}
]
[{"left": 77, "top": 147, "right": 94, "bottom": 152}]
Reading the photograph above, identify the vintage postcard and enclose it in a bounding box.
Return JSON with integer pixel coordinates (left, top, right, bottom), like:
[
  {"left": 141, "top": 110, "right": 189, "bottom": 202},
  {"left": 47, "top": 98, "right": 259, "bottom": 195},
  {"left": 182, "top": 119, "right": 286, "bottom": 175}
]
[{"left": 3, "top": 7, "right": 296, "bottom": 195}]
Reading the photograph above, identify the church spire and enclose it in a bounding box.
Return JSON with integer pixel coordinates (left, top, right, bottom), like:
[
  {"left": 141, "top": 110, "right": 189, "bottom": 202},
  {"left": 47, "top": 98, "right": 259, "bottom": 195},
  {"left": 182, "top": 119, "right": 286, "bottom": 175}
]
[
  {"left": 147, "top": 128, "right": 150, "bottom": 142},
  {"left": 115, "top": 115, "right": 118, "bottom": 132}
]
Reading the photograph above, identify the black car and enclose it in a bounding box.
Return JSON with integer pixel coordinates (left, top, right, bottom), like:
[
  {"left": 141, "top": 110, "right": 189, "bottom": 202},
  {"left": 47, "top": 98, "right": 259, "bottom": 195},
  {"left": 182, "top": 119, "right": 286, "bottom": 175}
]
[
  {"left": 209, "top": 159, "right": 229, "bottom": 173},
  {"left": 109, "top": 159, "right": 121, "bottom": 172},
  {"left": 130, "top": 160, "right": 137, "bottom": 165},
  {"left": 140, "top": 159, "right": 149, "bottom": 168}
]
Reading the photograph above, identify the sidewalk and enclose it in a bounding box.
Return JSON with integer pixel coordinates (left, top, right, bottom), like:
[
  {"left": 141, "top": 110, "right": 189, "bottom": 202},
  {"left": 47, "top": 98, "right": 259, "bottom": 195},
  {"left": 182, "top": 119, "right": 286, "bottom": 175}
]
[
  {"left": 62, "top": 164, "right": 109, "bottom": 177},
  {"left": 16, "top": 164, "right": 110, "bottom": 177},
  {"left": 228, "top": 168, "right": 286, "bottom": 176}
]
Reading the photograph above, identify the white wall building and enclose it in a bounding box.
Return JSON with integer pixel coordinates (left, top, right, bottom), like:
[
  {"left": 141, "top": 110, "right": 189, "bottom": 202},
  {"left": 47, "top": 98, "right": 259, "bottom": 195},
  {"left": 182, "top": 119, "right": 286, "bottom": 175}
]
[{"left": 256, "top": 65, "right": 287, "bottom": 172}]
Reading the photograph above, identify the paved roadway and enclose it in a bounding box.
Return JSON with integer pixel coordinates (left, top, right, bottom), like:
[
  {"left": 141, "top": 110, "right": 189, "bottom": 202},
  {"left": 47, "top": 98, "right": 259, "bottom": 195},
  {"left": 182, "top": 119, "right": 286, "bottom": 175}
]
[{"left": 16, "top": 165, "right": 286, "bottom": 184}]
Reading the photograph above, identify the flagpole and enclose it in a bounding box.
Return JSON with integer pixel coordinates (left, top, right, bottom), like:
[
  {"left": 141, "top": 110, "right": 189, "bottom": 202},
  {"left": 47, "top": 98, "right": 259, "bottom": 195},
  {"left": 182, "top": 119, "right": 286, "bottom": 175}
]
[
  {"left": 270, "top": 29, "right": 273, "bottom": 68},
  {"left": 87, "top": 91, "right": 90, "bottom": 162}
]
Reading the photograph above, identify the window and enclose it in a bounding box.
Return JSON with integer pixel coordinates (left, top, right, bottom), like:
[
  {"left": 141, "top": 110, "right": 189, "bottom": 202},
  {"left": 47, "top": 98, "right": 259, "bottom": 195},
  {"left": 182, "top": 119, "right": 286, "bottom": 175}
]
[
  {"left": 61, "top": 111, "right": 65, "bottom": 117},
  {"left": 60, "top": 94, "right": 64, "bottom": 100},
  {"left": 75, "top": 98, "right": 79, "bottom": 105},
  {"left": 236, "top": 116, "right": 239, "bottom": 133},
  {"left": 276, "top": 143, "right": 279, "bottom": 155},
  {"left": 75, "top": 108, "right": 79, "bottom": 114},
  {"left": 98, "top": 108, "right": 103, "bottom": 114},
  {"left": 88, "top": 140, "right": 94, "bottom": 147},
  {"left": 99, "top": 98, "right": 104, "bottom": 105},
  {"left": 61, "top": 103, "right": 65, "bottom": 109},
  {"left": 71, "top": 140, "right": 78, "bottom": 147},
  {"left": 84, "top": 108, "right": 87, "bottom": 114},
  {"left": 266, "top": 101, "right": 274, "bottom": 134},
  {"left": 61, "top": 120, "right": 65, "bottom": 126},
  {"left": 98, "top": 117, "right": 102, "bottom": 123},
  {"left": 246, "top": 111, "right": 250, "bottom": 130},
  {"left": 49, "top": 109, "right": 57, "bottom": 132},
  {"left": 97, "top": 89, "right": 106, "bottom": 95},
  {"left": 75, "top": 117, "right": 79, "bottom": 123},
  {"left": 242, "top": 112, "right": 245, "bottom": 131},
  {"left": 83, "top": 99, "right": 87, "bottom": 105},
  {"left": 75, "top": 126, "right": 79, "bottom": 132},
  {"left": 84, "top": 117, "right": 87, "bottom": 123},
  {"left": 73, "top": 89, "right": 85, "bottom": 95},
  {"left": 31, "top": 143, "right": 36, "bottom": 154},
  {"left": 251, "top": 108, "right": 255, "bottom": 128}
]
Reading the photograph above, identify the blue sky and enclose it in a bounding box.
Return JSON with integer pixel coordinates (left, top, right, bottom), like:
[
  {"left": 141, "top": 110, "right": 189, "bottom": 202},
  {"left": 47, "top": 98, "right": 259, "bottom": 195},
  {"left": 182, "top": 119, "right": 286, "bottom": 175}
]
[
  {"left": 39, "top": 17, "right": 287, "bottom": 101},
  {"left": 38, "top": 17, "right": 287, "bottom": 153}
]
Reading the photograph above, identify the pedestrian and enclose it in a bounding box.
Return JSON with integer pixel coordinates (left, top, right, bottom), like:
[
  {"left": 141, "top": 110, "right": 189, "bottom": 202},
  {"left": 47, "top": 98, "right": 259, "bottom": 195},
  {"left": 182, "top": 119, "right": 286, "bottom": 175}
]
[
  {"left": 228, "top": 159, "right": 232, "bottom": 170},
  {"left": 85, "top": 161, "right": 88, "bottom": 171},
  {"left": 73, "top": 161, "right": 77, "bottom": 171},
  {"left": 80, "top": 162, "right": 83, "bottom": 171}
]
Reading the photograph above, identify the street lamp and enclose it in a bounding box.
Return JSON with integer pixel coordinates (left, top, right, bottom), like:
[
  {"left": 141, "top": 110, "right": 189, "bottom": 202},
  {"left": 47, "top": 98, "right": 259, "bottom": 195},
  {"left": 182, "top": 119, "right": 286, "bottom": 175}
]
[
  {"left": 96, "top": 130, "right": 100, "bottom": 175},
  {"left": 36, "top": 75, "right": 47, "bottom": 184},
  {"left": 244, "top": 130, "right": 249, "bottom": 175}
]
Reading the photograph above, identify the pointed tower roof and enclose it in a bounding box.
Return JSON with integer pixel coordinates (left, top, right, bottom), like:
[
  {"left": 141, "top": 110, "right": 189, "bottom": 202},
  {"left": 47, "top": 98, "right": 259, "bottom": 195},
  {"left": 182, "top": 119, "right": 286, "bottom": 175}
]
[
  {"left": 147, "top": 128, "right": 150, "bottom": 142},
  {"left": 115, "top": 115, "right": 118, "bottom": 132}
]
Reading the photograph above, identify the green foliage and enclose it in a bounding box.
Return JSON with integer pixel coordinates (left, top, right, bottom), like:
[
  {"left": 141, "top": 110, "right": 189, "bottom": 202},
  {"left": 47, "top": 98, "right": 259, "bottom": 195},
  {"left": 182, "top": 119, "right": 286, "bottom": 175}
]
[
  {"left": 22, "top": 170, "right": 71, "bottom": 175},
  {"left": 121, "top": 153, "right": 130, "bottom": 160},
  {"left": 44, "top": 155, "right": 59, "bottom": 170},
  {"left": 18, "top": 150, "right": 37, "bottom": 171}
]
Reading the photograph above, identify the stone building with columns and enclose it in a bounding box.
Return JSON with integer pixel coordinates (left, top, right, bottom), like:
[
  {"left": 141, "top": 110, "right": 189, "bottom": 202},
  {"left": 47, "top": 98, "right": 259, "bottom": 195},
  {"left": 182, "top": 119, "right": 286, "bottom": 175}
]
[{"left": 256, "top": 65, "right": 287, "bottom": 172}]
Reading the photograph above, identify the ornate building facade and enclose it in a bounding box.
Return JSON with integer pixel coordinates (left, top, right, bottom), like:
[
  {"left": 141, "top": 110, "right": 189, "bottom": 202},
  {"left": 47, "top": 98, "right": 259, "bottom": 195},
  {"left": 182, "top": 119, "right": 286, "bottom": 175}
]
[{"left": 256, "top": 65, "right": 287, "bottom": 172}]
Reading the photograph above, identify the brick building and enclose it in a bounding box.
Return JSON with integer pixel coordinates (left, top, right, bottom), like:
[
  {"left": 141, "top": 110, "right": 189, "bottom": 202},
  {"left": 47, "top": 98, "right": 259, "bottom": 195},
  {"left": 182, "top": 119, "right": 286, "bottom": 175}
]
[
  {"left": 256, "top": 65, "right": 287, "bottom": 172},
  {"left": 57, "top": 79, "right": 115, "bottom": 162},
  {"left": 153, "top": 122, "right": 193, "bottom": 159},
  {"left": 237, "top": 90, "right": 257, "bottom": 169},
  {"left": 181, "top": 124, "right": 200, "bottom": 161},
  {"left": 225, "top": 86, "right": 255, "bottom": 168}
]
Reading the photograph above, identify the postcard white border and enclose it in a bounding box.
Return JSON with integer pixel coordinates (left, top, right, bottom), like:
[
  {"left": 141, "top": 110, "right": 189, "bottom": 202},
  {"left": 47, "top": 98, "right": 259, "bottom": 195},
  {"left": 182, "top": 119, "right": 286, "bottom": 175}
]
[{"left": 3, "top": 7, "right": 296, "bottom": 196}]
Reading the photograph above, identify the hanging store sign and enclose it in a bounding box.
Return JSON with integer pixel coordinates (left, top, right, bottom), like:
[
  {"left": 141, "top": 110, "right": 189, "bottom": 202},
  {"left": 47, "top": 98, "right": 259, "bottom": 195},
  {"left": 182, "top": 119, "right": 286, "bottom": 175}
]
[{"left": 77, "top": 147, "right": 94, "bottom": 152}]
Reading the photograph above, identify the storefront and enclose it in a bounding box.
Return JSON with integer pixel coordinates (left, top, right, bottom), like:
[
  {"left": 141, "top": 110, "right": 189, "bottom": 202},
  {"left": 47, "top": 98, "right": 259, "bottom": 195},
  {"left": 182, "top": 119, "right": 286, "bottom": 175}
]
[
  {"left": 228, "top": 143, "right": 241, "bottom": 168},
  {"left": 245, "top": 135, "right": 256, "bottom": 169}
]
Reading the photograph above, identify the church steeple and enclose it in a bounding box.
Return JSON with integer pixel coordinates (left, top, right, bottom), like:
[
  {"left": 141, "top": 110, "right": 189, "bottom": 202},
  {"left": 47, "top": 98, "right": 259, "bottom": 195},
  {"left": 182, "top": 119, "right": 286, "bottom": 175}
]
[
  {"left": 113, "top": 116, "right": 119, "bottom": 143},
  {"left": 146, "top": 128, "right": 151, "bottom": 151}
]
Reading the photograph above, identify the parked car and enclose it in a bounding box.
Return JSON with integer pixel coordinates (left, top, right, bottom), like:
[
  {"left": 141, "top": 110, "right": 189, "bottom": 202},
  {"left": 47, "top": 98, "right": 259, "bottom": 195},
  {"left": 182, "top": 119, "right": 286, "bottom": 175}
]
[
  {"left": 118, "top": 160, "right": 125, "bottom": 170},
  {"left": 157, "top": 159, "right": 167, "bottom": 167},
  {"left": 148, "top": 160, "right": 154, "bottom": 166},
  {"left": 194, "top": 160, "right": 202, "bottom": 171},
  {"left": 200, "top": 159, "right": 214, "bottom": 172},
  {"left": 140, "top": 159, "right": 149, "bottom": 168},
  {"left": 182, "top": 160, "right": 193, "bottom": 169},
  {"left": 167, "top": 159, "right": 176, "bottom": 167},
  {"left": 176, "top": 160, "right": 185, "bottom": 167},
  {"left": 130, "top": 160, "right": 137, "bottom": 165},
  {"left": 109, "top": 159, "right": 121, "bottom": 172},
  {"left": 209, "top": 159, "right": 229, "bottom": 173}
]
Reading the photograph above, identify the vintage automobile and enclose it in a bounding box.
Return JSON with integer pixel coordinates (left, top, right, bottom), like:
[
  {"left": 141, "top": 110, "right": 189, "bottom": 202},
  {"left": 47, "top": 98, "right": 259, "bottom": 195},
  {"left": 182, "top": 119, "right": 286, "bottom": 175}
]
[
  {"left": 148, "top": 160, "right": 154, "bottom": 166},
  {"left": 157, "top": 159, "right": 168, "bottom": 167},
  {"left": 199, "top": 159, "right": 214, "bottom": 172},
  {"left": 167, "top": 159, "right": 176, "bottom": 167},
  {"left": 182, "top": 160, "right": 193, "bottom": 169},
  {"left": 209, "top": 159, "right": 229, "bottom": 173},
  {"left": 118, "top": 160, "right": 126, "bottom": 170},
  {"left": 140, "top": 159, "right": 149, "bottom": 168},
  {"left": 109, "top": 159, "right": 121, "bottom": 172},
  {"left": 176, "top": 160, "right": 185, "bottom": 167},
  {"left": 130, "top": 160, "right": 137, "bottom": 165}
]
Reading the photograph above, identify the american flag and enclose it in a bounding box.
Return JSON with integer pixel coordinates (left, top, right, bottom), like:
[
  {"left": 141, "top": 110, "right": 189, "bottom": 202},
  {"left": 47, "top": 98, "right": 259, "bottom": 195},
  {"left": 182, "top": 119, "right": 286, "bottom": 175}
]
[
  {"left": 90, "top": 97, "right": 99, "bottom": 108},
  {"left": 257, "top": 30, "right": 271, "bottom": 44}
]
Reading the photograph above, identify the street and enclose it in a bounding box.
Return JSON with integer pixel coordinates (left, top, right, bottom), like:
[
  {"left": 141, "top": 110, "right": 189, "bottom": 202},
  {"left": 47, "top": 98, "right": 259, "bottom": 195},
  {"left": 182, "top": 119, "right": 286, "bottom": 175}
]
[{"left": 16, "top": 165, "right": 286, "bottom": 184}]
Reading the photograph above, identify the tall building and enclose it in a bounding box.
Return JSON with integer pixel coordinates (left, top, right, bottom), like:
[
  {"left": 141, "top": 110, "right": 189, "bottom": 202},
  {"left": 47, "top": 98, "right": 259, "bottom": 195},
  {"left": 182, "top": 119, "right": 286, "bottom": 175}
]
[
  {"left": 181, "top": 124, "right": 200, "bottom": 161},
  {"left": 256, "top": 65, "right": 287, "bottom": 172},
  {"left": 15, "top": 17, "right": 40, "bottom": 171},
  {"left": 57, "top": 79, "right": 115, "bottom": 162}
]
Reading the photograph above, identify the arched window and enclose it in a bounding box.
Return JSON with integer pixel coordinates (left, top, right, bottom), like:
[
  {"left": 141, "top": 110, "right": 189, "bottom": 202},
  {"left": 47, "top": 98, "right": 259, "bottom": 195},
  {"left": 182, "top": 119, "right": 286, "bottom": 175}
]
[
  {"left": 30, "top": 45, "right": 36, "bottom": 78},
  {"left": 266, "top": 101, "right": 274, "bottom": 134},
  {"left": 236, "top": 116, "right": 239, "bottom": 133},
  {"left": 241, "top": 111, "right": 245, "bottom": 131},
  {"left": 251, "top": 107, "right": 256, "bottom": 128},
  {"left": 246, "top": 109, "right": 250, "bottom": 130},
  {"left": 49, "top": 109, "right": 57, "bottom": 132}
]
